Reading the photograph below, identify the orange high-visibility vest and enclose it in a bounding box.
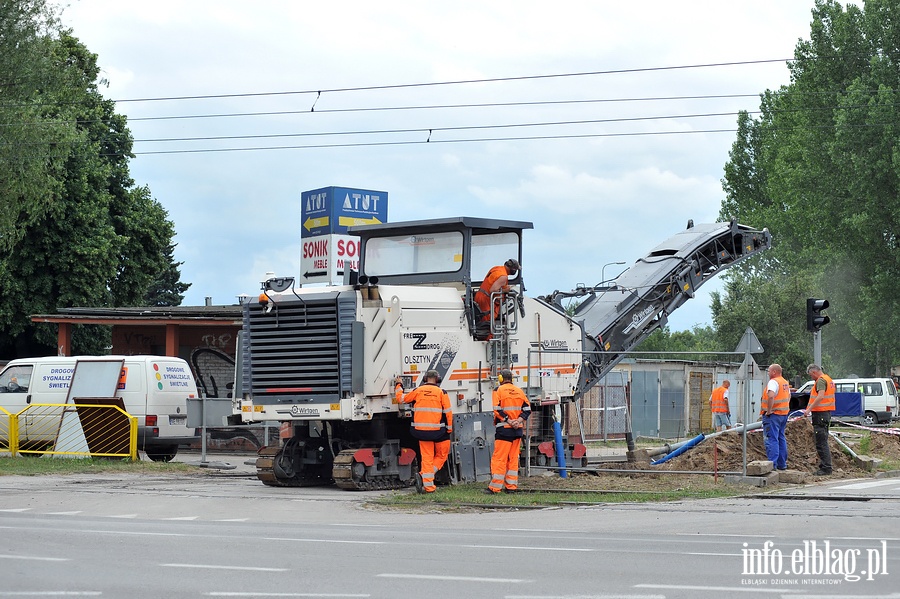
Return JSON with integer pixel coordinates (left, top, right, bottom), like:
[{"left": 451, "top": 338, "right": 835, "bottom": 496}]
[
  {"left": 810, "top": 373, "right": 835, "bottom": 412},
  {"left": 770, "top": 376, "right": 791, "bottom": 415},
  {"left": 760, "top": 377, "right": 791, "bottom": 415},
  {"left": 710, "top": 386, "right": 729, "bottom": 413},
  {"left": 474, "top": 265, "right": 508, "bottom": 318},
  {"left": 493, "top": 383, "right": 531, "bottom": 440},
  {"left": 397, "top": 383, "right": 453, "bottom": 441}
]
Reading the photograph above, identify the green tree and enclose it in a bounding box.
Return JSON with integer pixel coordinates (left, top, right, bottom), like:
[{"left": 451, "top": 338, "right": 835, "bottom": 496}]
[
  {"left": 710, "top": 272, "right": 821, "bottom": 379},
  {"left": 145, "top": 243, "right": 192, "bottom": 307},
  {"left": 635, "top": 325, "right": 721, "bottom": 361},
  {"left": 0, "top": 31, "right": 186, "bottom": 357},
  {"left": 0, "top": 0, "right": 76, "bottom": 254},
  {"left": 718, "top": 0, "right": 900, "bottom": 377}
]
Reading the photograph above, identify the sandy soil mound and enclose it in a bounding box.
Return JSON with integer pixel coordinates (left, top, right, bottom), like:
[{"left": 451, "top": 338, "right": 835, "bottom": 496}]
[
  {"left": 520, "top": 419, "right": 900, "bottom": 492},
  {"left": 657, "top": 418, "right": 855, "bottom": 473}
]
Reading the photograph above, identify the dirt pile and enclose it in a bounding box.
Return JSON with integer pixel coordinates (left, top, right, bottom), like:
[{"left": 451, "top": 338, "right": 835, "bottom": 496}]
[
  {"left": 520, "top": 421, "right": 900, "bottom": 493},
  {"left": 519, "top": 421, "right": 900, "bottom": 493},
  {"left": 864, "top": 429, "right": 900, "bottom": 460},
  {"left": 656, "top": 418, "right": 855, "bottom": 473}
]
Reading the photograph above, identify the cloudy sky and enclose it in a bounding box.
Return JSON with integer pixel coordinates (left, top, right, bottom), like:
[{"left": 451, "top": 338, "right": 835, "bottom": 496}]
[{"left": 58, "top": 1, "right": 817, "bottom": 330}]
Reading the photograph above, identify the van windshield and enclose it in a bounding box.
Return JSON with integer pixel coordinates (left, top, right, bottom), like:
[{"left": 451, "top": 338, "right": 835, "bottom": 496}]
[{"left": 0, "top": 365, "right": 32, "bottom": 393}]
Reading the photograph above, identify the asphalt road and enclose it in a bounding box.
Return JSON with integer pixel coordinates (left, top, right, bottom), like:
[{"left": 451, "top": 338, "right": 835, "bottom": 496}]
[{"left": 1, "top": 451, "right": 900, "bottom": 598}]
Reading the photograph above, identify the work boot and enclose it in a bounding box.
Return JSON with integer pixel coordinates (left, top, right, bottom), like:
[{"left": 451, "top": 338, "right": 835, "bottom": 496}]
[
  {"left": 414, "top": 473, "right": 425, "bottom": 494},
  {"left": 814, "top": 468, "right": 832, "bottom": 476},
  {"left": 483, "top": 488, "right": 497, "bottom": 495},
  {"left": 504, "top": 488, "right": 518, "bottom": 494}
]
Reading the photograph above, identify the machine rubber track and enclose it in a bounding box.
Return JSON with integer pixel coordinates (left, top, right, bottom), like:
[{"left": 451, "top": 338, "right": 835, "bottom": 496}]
[
  {"left": 332, "top": 449, "right": 414, "bottom": 491},
  {"left": 255, "top": 445, "right": 331, "bottom": 487}
]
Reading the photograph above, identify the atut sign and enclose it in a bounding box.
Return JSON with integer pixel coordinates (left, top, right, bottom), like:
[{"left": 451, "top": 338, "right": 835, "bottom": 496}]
[
  {"left": 301, "top": 186, "right": 388, "bottom": 238},
  {"left": 300, "top": 234, "right": 361, "bottom": 285}
]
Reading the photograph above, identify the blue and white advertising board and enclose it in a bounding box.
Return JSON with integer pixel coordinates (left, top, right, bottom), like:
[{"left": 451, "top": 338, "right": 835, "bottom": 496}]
[
  {"left": 299, "top": 186, "right": 387, "bottom": 285},
  {"left": 301, "top": 186, "right": 388, "bottom": 238}
]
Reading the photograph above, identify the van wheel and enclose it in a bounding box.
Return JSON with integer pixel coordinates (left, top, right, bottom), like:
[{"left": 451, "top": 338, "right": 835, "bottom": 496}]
[
  {"left": 147, "top": 451, "right": 177, "bottom": 462},
  {"left": 862, "top": 412, "right": 878, "bottom": 426}
]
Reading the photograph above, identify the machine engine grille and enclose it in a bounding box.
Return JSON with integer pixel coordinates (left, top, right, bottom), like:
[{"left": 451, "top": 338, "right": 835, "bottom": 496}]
[{"left": 241, "top": 292, "right": 355, "bottom": 401}]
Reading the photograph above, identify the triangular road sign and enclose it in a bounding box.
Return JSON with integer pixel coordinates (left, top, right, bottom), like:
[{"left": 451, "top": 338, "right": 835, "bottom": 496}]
[{"left": 735, "top": 327, "right": 764, "bottom": 354}]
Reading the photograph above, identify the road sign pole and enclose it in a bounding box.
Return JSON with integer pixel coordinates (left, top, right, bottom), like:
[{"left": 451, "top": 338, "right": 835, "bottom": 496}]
[
  {"left": 742, "top": 349, "right": 751, "bottom": 477},
  {"left": 735, "top": 326, "right": 764, "bottom": 478}
]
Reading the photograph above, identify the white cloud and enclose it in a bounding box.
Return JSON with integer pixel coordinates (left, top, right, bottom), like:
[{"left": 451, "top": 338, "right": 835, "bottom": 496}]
[{"left": 470, "top": 163, "right": 718, "bottom": 221}]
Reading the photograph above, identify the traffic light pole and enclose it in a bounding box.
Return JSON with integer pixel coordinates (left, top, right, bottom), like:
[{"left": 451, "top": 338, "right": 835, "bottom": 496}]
[
  {"left": 807, "top": 298, "right": 829, "bottom": 366},
  {"left": 813, "top": 329, "right": 822, "bottom": 367}
]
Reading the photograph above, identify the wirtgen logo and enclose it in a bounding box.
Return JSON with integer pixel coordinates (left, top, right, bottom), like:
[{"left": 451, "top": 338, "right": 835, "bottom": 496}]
[{"left": 742, "top": 540, "right": 889, "bottom": 584}]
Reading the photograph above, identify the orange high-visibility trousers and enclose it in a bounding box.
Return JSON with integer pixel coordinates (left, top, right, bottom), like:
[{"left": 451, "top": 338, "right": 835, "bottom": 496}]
[
  {"left": 489, "top": 437, "right": 521, "bottom": 493},
  {"left": 418, "top": 439, "right": 450, "bottom": 492}
]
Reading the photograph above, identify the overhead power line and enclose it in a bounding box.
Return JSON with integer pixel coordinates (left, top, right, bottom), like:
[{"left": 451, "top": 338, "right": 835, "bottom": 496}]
[
  {"left": 120, "top": 122, "right": 899, "bottom": 156},
  {"left": 6, "top": 58, "right": 893, "bottom": 157},
  {"left": 132, "top": 110, "right": 752, "bottom": 144},
  {"left": 0, "top": 93, "right": 764, "bottom": 128},
  {"left": 127, "top": 128, "right": 741, "bottom": 155},
  {"left": 7, "top": 115, "right": 893, "bottom": 155},
  {"left": 109, "top": 59, "right": 793, "bottom": 104},
  {"left": 126, "top": 94, "right": 763, "bottom": 123}
]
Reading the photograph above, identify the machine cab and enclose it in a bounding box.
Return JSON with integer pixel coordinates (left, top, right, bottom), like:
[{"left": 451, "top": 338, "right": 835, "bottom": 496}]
[{"left": 349, "top": 216, "right": 533, "bottom": 339}]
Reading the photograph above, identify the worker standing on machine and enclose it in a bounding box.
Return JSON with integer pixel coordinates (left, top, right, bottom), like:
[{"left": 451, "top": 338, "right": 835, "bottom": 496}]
[
  {"left": 395, "top": 370, "right": 453, "bottom": 493},
  {"left": 474, "top": 258, "right": 519, "bottom": 339},
  {"left": 487, "top": 369, "right": 531, "bottom": 494}
]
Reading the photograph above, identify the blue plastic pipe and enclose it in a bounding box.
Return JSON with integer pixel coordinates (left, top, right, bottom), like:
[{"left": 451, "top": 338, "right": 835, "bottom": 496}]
[
  {"left": 552, "top": 419, "right": 567, "bottom": 478},
  {"left": 650, "top": 433, "right": 705, "bottom": 465}
]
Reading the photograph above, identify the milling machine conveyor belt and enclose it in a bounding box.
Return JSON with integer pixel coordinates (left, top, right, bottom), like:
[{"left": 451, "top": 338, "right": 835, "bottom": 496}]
[{"left": 542, "top": 219, "right": 771, "bottom": 397}]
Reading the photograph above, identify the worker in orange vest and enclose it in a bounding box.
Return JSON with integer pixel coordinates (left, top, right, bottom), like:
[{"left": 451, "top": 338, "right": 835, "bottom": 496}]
[
  {"left": 474, "top": 259, "right": 519, "bottom": 339},
  {"left": 761, "top": 363, "right": 791, "bottom": 470},
  {"left": 803, "top": 364, "right": 834, "bottom": 475},
  {"left": 709, "top": 380, "right": 732, "bottom": 432},
  {"left": 486, "top": 369, "right": 531, "bottom": 494},
  {"left": 395, "top": 370, "right": 453, "bottom": 493}
]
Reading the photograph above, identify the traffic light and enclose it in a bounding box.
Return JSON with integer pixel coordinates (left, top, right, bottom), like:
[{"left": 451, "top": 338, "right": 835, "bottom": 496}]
[{"left": 806, "top": 298, "right": 830, "bottom": 332}]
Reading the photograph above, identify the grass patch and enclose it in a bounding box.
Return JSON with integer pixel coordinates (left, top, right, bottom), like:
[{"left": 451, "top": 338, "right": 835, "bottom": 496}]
[
  {"left": 858, "top": 433, "right": 871, "bottom": 455},
  {"left": 877, "top": 458, "right": 900, "bottom": 471},
  {"left": 373, "top": 481, "right": 746, "bottom": 509},
  {"left": 0, "top": 455, "right": 195, "bottom": 476}
]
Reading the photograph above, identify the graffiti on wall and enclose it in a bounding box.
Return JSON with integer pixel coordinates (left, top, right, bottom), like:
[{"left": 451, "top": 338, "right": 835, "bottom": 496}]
[
  {"left": 190, "top": 347, "right": 235, "bottom": 399},
  {"left": 189, "top": 346, "right": 265, "bottom": 450},
  {"left": 122, "top": 332, "right": 156, "bottom": 350},
  {"left": 201, "top": 334, "right": 232, "bottom": 350}
]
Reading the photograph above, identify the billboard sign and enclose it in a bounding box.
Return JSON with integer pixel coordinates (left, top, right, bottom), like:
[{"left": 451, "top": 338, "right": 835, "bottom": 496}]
[
  {"left": 300, "top": 234, "right": 362, "bottom": 285},
  {"left": 301, "top": 186, "right": 388, "bottom": 238}
]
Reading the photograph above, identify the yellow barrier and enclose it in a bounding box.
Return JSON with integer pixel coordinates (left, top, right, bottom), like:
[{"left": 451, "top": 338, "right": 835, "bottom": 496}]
[
  {"left": 0, "top": 406, "right": 12, "bottom": 455},
  {"left": 13, "top": 403, "right": 138, "bottom": 461}
]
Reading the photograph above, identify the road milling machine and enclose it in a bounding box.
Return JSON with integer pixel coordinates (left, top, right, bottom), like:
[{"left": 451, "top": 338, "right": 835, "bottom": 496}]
[{"left": 233, "top": 216, "right": 771, "bottom": 490}]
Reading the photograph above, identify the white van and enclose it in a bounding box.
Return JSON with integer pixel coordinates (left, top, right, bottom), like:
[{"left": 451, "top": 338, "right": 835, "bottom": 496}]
[
  {"left": 797, "top": 377, "right": 899, "bottom": 425},
  {"left": 0, "top": 356, "right": 199, "bottom": 461}
]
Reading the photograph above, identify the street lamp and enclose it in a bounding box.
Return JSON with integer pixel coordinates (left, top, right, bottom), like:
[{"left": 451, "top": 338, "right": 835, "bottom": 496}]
[{"left": 601, "top": 261, "right": 626, "bottom": 285}]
